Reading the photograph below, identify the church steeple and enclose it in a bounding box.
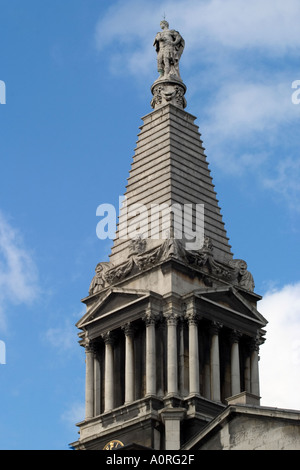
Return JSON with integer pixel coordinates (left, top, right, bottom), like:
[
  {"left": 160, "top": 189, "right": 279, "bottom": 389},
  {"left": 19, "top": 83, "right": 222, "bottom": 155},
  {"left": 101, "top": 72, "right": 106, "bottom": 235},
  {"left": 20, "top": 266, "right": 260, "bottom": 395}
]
[
  {"left": 109, "top": 21, "right": 232, "bottom": 268},
  {"left": 71, "top": 23, "right": 267, "bottom": 451}
]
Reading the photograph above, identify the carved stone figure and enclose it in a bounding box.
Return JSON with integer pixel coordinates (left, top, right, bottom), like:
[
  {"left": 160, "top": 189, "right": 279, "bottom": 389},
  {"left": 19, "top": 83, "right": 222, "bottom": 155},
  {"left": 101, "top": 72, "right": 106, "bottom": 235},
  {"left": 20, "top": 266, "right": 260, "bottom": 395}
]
[
  {"left": 89, "top": 262, "right": 110, "bottom": 295},
  {"left": 162, "top": 237, "right": 185, "bottom": 259},
  {"left": 153, "top": 20, "right": 185, "bottom": 80},
  {"left": 229, "top": 259, "right": 255, "bottom": 292}
]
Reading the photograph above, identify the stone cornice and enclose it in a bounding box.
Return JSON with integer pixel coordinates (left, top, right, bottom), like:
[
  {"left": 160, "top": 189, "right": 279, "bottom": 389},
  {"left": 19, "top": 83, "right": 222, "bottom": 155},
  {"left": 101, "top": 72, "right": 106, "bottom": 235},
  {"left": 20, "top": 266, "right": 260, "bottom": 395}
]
[{"left": 87, "top": 237, "right": 256, "bottom": 302}]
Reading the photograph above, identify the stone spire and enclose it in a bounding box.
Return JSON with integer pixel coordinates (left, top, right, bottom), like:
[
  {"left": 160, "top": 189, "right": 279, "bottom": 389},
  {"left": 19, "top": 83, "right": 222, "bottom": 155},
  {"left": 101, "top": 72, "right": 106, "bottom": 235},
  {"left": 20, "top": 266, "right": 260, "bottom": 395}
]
[
  {"left": 109, "top": 21, "right": 233, "bottom": 269},
  {"left": 151, "top": 20, "right": 187, "bottom": 110},
  {"left": 71, "top": 23, "right": 268, "bottom": 452}
]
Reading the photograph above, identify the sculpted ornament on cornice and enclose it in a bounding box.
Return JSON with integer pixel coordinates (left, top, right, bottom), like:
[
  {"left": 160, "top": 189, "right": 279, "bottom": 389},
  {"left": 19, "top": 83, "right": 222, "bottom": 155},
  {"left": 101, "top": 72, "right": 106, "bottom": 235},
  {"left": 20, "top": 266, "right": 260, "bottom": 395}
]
[
  {"left": 129, "top": 235, "right": 147, "bottom": 255},
  {"left": 89, "top": 262, "right": 110, "bottom": 295},
  {"left": 88, "top": 236, "right": 255, "bottom": 295},
  {"left": 228, "top": 259, "right": 255, "bottom": 292},
  {"left": 104, "top": 257, "right": 134, "bottom": 285}
]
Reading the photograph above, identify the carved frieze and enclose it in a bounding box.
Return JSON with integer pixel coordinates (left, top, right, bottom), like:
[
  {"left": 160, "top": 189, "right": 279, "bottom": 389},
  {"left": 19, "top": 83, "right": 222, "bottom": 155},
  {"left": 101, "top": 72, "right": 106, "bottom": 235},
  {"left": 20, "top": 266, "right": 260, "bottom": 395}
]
[
  {"left": 104, "top": 257, "right": 134, "bottom": 285},
  {"left": 129, "top": 235, "right": 147, "bottom": 255},
  {"left": 88, "top": 236, "right": 255, "bottom": 295}
]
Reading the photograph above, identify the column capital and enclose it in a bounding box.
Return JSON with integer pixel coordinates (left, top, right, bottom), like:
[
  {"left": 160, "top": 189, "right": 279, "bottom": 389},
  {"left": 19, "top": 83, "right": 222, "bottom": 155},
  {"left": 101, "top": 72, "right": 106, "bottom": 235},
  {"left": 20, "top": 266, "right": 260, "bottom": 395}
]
[
  {"left": 209, "top": 321, "right": 223, "bottom": 336},
  {"left": 183, "top": 298, "right": 199, "bottom": 325},
  {"left": 143, "top": 309, "right": 161, "bottom": 326},
  {"left": 101, "top": 330, "right": 115, "bottom": 345},
  {"left": 185, "top": 309, "right": 199, "bottom": 325},
  {"left": 164, "top": 311, "right": 179, "bottom": 326},
  {"left": 85, "top": 338, "right": 97, "bottom": 354},
  {"left": 249, "top": 334, "right": 265, "bottom": 352},
  {"left": 122, "top": 322, "right": 135, "bottom": 337},
  {"left": 230, "top": 329, "right": 242, "bottom": 344}
]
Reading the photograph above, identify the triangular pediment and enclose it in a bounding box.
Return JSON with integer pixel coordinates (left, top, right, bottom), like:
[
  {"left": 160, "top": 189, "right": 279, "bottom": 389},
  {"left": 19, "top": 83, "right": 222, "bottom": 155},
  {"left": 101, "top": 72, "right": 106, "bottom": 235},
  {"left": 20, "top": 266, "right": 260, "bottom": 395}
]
[
  {"left": 77, "top": 288, "right": 151, "bottom": 328},
  {"left": 194, "top": 286, "right": 267, "bottom": 326}
]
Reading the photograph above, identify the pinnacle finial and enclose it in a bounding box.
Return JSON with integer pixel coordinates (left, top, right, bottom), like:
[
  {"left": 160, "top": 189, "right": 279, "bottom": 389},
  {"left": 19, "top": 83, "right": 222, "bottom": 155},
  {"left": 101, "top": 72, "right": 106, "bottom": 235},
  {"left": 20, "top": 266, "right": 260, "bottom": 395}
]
[
  {"left": 153, "top": 21, "right": 185, "bottom": 81},
  {"left": 151, "top": 22, "right": 187, "bottom": 110}
]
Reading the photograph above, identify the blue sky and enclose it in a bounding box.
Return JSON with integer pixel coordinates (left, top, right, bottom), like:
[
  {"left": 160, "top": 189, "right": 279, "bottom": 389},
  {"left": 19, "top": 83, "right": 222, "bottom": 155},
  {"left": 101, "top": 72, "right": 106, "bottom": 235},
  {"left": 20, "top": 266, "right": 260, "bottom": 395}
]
[{"left": 0, "top": 0, "right": 300, "bottom": 450}]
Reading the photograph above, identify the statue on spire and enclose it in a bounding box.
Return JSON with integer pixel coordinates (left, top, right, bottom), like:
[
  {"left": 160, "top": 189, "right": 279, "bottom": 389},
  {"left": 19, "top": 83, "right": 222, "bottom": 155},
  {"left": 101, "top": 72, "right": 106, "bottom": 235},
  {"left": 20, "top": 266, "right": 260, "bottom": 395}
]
[{"left": 153, "top": 20, "right": 185, "bottom": 81}]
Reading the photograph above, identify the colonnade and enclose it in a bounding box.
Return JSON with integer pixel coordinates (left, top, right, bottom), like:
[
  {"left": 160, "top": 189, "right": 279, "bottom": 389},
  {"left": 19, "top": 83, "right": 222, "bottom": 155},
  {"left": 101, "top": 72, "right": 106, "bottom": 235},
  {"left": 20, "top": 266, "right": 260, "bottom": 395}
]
[{"left": 84, "top": 310, "right": 261, "bottom": 419}]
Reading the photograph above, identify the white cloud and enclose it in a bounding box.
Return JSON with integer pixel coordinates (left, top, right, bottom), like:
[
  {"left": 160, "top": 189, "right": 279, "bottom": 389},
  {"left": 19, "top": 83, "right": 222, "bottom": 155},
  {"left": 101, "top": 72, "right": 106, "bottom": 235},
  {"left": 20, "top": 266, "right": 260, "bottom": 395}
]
[
  {"left": 201, "top": 80, "right": 299, "bottom": 176},
  {"left": 262, "top": 157, "right": 300, "bottom": 212},
  {"left": 204, "top": 81, "right": 295, "bottom": 140},
  {"left": 0, "top": 211, "right": 39, "bottom": 331},
  {"left": 259, "top": 282, "right": 300, "bottom": 410},
  {"left": 182, "top": 0, "right": 300, "bottom": 53},
  {"left": 95, "top": 0, "right": 300, "bottom": 72}
]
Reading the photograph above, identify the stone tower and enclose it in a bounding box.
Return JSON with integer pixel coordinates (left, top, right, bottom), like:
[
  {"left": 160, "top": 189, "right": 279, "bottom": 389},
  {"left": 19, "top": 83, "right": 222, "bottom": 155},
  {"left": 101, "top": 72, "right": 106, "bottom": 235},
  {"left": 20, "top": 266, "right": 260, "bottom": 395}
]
[{"left": 71, "top": 22, "right": 267, "bottom": 451}]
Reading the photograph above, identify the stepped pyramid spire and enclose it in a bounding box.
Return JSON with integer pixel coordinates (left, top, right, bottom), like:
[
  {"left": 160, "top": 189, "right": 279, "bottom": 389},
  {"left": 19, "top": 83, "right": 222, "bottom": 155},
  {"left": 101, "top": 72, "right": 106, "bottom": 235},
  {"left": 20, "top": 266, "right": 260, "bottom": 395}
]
[
  {"left": 71, "top": 23, "right": 267, "bottom": 451},
  {"left": 109, "top": 19, "right": 233, "bottom": 270}
]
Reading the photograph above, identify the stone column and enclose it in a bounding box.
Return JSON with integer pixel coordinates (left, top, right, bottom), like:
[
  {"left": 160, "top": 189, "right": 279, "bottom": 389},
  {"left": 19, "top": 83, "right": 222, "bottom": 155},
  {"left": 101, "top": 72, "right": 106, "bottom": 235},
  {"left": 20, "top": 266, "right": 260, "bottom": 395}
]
[
  {"left": 210, "top": 322, "right": 222, "bottom": 402},
  {"left": 230, "top": 330, "right": 242, "bottom": 396},
  {"left": 123, "top": 323, "right": 135, "bottom": 404},
  {"left": 102, "top": 331, "right": 114, "bottom": 412},
  {"left": 178, "top": 317, "right": 185, "bottom": 396},
  {"left": 186, "top": 309, "right": 199, "bottom": 395},
  {"left": 85, "top": 342, "right": 95, "bottom": 419},
  {"left": 250, "top": 337, "right": 260, "bottom": 397},
  {"left": 244, "top": 356, "right": 251, "bottom": 393},
  {"left": 94, "top": 352, "right": 101, "bottom": 416},
  {"left": 144, "top": 311, "right": 157, "bottom": 396},
  {"left": 166, "top": 313, "right": 178, "bottom": 396}
]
